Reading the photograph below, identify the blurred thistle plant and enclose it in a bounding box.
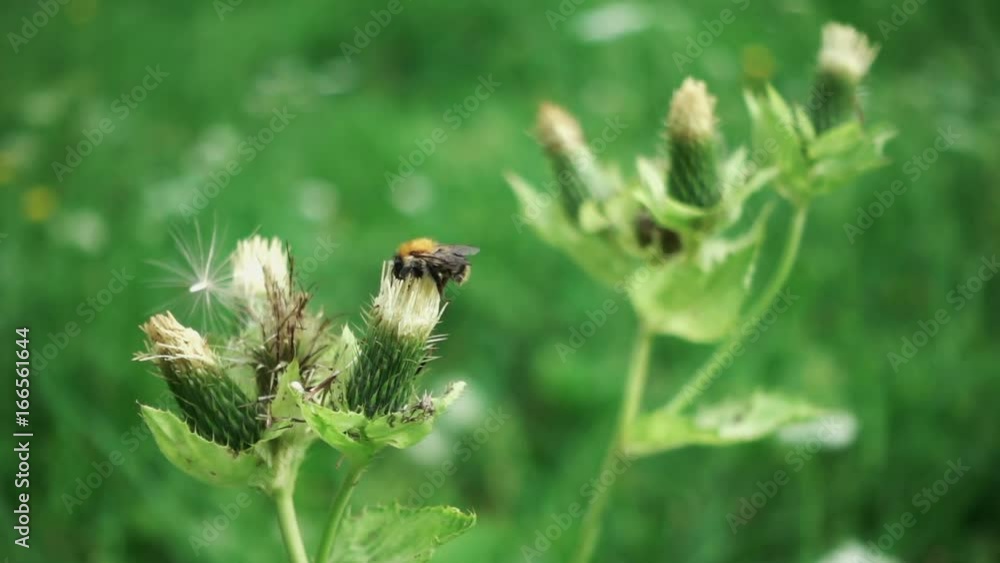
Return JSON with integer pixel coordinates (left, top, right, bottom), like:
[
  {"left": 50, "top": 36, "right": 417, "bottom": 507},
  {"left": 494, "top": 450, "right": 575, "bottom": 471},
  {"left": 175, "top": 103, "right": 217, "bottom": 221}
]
[
  {"left": 808, "top": 23, "right": 880, "bottom": 133},
  {"left": 506, "top": 22, "right": 893, "bottom": 563},
  {"left": 134, "top": 234, "right": 475, "bottom": 563}
]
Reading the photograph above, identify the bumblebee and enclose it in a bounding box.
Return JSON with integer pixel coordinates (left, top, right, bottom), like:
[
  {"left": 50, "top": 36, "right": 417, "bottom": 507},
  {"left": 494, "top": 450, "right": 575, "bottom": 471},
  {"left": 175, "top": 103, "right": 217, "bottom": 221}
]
[{"left": 392, "top": 238, "right": 479, "bottom": 294}]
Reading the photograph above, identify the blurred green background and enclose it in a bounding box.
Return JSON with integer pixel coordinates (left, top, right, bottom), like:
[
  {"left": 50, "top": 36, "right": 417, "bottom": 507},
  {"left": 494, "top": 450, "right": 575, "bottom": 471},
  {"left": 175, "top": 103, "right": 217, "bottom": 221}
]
[{"left": 2, "top": 0, "right": 998, "bottom": 561}]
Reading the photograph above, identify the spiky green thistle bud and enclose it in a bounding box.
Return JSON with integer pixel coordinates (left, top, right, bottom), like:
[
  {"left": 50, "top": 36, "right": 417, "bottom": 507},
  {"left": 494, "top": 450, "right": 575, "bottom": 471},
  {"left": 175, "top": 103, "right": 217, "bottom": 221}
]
[
  {"left": 345, "top": 264, "right": 444, "bottom": 417},
  {"left": 138, "top": 312, "right": 263, "bottom": 450},
  {"left": 537, "top": 102, "right": 612, "bottom": 217},
  {"left": 808, "top": 23, "right": 879, "bottom": 133},
  {"left": 666, "top": 78, "right": 721, "bottom": 209}
]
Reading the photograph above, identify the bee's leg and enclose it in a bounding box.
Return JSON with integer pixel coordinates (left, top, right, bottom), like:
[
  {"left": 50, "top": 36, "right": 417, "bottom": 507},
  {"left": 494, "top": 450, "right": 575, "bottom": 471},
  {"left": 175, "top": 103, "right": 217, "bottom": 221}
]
[
  {"left": 393, "top": 257, "right": 408, "bottom": 279},
  {"left": 431, "top": 270, "right": 446, "bottom": 295}
]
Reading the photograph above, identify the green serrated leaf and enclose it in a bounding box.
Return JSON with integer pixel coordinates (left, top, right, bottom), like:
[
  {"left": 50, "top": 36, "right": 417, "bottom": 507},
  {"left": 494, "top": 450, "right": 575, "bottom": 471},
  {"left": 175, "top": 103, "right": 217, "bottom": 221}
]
[
  {"left": 506, "top": 172, "right": 635, "bottom": 286},
  {"left": 140, "top": 405, "right": 262, "bottom": 487},
  {"left": 366, "top": 382, "right": 466, "bottom": 450},
  {"left": 297, "top": 396, "right": 375, "bottom": 464},
  {"left": 328, "top": 504, "right": 475, "bottom": 563},
  {"left": 634, "top": 156, "right": 707, "bottom": 236},
  {"left": 809, "top": 122, "right": 895, "bottom": 194},
  {"left": 626, "top": 391, "right": 829, "bottom": 457}
]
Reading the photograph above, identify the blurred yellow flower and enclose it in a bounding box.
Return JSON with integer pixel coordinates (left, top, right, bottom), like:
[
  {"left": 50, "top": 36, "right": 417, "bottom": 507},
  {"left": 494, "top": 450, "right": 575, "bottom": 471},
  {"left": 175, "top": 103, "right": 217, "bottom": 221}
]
[
  {"left": 23, "top": 186, "right": 57, "bottom": 222},
  {"left": 742, "top": 44, "right": 775, "bottom": 85},
  {"left": 68, "top": 0, "right": 99, "bottom": 25}
]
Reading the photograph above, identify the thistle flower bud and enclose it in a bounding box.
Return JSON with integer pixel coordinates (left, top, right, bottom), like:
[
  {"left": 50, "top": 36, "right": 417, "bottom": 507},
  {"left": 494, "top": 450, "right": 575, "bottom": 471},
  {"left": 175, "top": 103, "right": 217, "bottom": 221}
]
[
  {"left": 138, "top": 312, "right": 263, "bottom": 450},
  {"left": 537, "top": 102, "right": 612, "bottom": 216},
  {"left": 666, "top": 78, "right": 721, "bottom": 209},
  {"left": 345, "top": 264, "right": 444, "bottom": 417},
  {"left": 231, "top": 235, "right": 289, "bottom": 302},
  {"left": 808, "top": 23, "right": 879, "bottom": 133}
]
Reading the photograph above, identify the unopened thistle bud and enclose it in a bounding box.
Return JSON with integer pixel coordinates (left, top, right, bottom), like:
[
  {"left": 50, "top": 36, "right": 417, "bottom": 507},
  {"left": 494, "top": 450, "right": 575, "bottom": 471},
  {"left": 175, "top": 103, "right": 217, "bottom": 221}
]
[
  {"left": 537, "top": 102, "right": 612, "bottom": 216},
  {"left": 345, "top": 264, "right": 444, "bottom": 417},
  {"left": 231, "top": 235, "right": 289, "bottom": 303},
  {"left": 138, "top": 312, "right": 263, "bottom": 450},
  {"left": 808, "top": 23, "right": 879, "bottom": 133},
  {"left": 666, "top": 78, "right": 721, "bottom": 209}
]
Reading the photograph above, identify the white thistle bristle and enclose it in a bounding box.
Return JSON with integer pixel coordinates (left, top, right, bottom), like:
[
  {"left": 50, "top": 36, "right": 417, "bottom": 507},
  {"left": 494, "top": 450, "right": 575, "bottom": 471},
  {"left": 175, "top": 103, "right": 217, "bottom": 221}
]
[
  {"left": 372, "top": 262, "right": 442, "bottom": 340},
  {"left": 668, "top": 78, "right": 718, "bottom": 141},
  {"left": 818, "top": 22, "right": 879, "bottom": 83},
  {"left": 231, "top": 235, "right": 289, "bottom": 301},
  {"left": 138, "top": 311, "right": 217, "bottom": 370}
]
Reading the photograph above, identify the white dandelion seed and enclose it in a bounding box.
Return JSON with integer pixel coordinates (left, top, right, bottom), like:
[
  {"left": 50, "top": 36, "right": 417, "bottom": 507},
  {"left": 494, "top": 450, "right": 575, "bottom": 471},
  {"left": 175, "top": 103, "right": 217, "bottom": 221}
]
[{"left": 148, "top": 222, "right": 235, "bottom": 332}]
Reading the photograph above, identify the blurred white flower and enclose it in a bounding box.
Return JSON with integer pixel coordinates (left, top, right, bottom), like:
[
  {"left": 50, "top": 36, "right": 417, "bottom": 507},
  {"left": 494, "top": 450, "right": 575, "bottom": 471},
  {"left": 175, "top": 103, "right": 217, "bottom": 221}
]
[
  {"left": 297, "top": 178, "right": 337, "bottom": 222},
  {"left": 573, "top": 3, "right": 651, "bottom": 43},
  {"left": 818, "top": 23, "right": 879, "bottom": 83},
  {"left": 390, "top": 174, "right": 434, "bottom": 216},
  {"left": 189, "top": 124, "right": 241, "bottom": 172},
  {"left": 817, "top": 540, "right": 900, "bottom": 563},
  {"left": 51, "top": 208, "right": 108, "bottom": 254},
  {"left": 778, "top": 411, "right": 859, "bottom": 450},
  {"left": 22, "top": 89, "right": 70, "bottom": 127},
  {"left": 315, "top": 57, "right": 360, "bottom": 96}
]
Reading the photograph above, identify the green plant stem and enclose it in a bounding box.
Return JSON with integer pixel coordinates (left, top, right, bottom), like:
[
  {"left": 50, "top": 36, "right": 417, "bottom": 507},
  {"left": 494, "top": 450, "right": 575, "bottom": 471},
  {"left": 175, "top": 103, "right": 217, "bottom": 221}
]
[
  {"left": 315, "top": 461, "right": 369, "bottom": 563},
  {"left": 664, "top": 204, "right": 809, "bottom": 415},
  {"left": 274, "top": 487, "right": 310, "bottom": 563},
  {"left": 269, "top": 438, "right": 310, "bottom": 563},
  {"left": 572, "top": 323, "right": 653, "bottom": 563}
]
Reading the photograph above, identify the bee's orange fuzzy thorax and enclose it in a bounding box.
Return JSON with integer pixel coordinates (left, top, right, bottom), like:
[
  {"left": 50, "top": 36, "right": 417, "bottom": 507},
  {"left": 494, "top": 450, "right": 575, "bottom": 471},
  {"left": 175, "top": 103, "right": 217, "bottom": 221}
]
[{"left": 397, "top": 238, "right": 437, "bottom": 257}]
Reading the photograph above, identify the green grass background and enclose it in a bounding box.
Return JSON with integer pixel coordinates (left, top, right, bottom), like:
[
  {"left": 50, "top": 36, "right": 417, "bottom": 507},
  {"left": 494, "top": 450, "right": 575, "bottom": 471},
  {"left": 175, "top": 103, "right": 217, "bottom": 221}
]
[{"left": 1, "top": 0, "right": 998, "bottom": 561}]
